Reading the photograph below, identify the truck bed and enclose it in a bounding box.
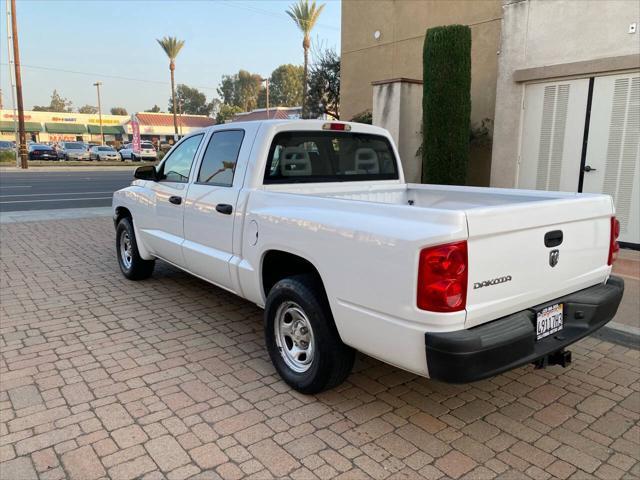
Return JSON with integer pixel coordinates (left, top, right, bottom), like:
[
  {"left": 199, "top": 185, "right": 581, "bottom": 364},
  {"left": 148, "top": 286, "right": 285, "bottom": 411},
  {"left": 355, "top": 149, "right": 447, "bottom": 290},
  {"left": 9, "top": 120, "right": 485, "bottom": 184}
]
[{"left": 263, "top": 181, "right": 614, "bottom": 329}]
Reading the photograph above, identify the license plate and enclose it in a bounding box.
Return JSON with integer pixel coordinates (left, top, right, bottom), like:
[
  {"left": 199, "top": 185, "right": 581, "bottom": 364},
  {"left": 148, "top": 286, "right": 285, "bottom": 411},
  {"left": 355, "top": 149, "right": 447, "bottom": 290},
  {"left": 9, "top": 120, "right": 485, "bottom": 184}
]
[{"left": 536, "top": 303, "right": 564, "bottom": 340}]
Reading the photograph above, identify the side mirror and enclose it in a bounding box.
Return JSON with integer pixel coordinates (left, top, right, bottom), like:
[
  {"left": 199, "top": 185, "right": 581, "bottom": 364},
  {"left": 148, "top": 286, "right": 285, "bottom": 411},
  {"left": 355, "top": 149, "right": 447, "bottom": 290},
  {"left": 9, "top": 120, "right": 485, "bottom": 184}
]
[{"left": 134, "top": 165, "right": 157, "bottom": 181}]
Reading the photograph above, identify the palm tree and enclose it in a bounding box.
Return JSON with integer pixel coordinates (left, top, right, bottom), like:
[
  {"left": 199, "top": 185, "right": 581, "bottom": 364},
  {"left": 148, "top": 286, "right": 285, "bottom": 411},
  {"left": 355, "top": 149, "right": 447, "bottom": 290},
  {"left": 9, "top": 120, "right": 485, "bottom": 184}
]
[
  {"left": 286, "top": 0, "right": 325, "bottom": 119},
  {"left": 156, "top": 36, "right": 185, "bottom": 135}
]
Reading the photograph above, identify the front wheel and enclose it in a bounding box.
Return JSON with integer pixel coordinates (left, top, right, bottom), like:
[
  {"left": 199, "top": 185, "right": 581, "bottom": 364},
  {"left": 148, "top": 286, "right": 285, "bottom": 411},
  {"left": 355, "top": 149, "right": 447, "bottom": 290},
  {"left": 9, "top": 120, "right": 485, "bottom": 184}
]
[
  {"left": 265, "top": 275, "right": 355, "bottom": 394},
  {"left": 116, "top": 217, "right": 155, "bottom": 280}
]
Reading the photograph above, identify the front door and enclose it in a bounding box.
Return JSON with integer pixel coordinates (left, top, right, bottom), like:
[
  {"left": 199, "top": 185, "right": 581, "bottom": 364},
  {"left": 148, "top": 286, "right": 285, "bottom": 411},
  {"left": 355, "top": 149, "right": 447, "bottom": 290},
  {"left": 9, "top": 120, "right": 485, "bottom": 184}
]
[
  {"left": 137, "top": 133, "right": 204, "bottom": 266},
  {"left": 582, "top": 73, "right": 640, "bottom": 245},
  {"left": 183, "top": 128, "right": 249, "bottom": 292}
]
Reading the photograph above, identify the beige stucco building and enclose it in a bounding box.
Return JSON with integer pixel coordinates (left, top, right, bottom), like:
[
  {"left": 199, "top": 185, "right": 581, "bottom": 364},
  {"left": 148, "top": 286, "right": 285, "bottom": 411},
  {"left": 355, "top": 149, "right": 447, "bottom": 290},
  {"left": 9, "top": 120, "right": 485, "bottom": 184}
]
[
  {"left": 492, "top": 0, "right": 639, "bottom": 245},
  {"left": 341, "top": 0, "right": 502, "bottom": 184}
]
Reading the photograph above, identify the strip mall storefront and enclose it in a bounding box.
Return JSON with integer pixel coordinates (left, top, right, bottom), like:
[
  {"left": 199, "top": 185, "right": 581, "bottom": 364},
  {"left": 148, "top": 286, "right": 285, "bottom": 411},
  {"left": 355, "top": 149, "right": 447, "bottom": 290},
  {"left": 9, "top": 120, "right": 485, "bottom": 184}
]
[
  {"left": 0, "top": 110, "right": 128, "bottom": 143},
  {"left": 0, "top": 110, "right": 215, "bottom": 146}
]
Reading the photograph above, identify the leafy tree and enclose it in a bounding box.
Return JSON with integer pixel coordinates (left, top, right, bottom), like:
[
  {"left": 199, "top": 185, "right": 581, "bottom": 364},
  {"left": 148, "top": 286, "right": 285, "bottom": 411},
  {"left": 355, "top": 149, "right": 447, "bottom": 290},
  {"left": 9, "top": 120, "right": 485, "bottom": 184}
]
[
  {"left": 78, "top": 104, "right": 98, "bottom": 114},
  {"left": 145, "top": 105, "right": 162, "bottom": 113},
  {"left": 422, "top": 25, "right": 471, "bottom": 185},
  {"left": 350, "top": 110, "right": 372, "bottom": 124},
  {"left": 268, "top": 64, "right": 304, "bottom": 107},
  {"left": 307, "top": 47, "right": 340, "bottom": 119},
  {"left": 286, "top": 0, "right": 325, "bottom": 118},
  {"left": 110, "top": 107, "right": 128, "bottom": 115},
  {"left": 157, "top": 36, "right": 185, "bottom": 134},
  {"left": 215, "top": 104, "right": 243, "bottom": 124},
  {"left": 32, "top": 90, "right": 73, "bottom": 112},
  {"left": 169, "top": 84, "right": 213, "bottom": 116},
  {"left": 217, "top": 70, "right": 263, "bottom": 112}
]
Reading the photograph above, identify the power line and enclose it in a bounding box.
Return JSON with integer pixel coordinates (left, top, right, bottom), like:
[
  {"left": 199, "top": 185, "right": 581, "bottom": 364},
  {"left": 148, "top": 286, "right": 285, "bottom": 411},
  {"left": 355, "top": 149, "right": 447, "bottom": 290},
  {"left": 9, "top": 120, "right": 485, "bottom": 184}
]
[{"left": 0, "top": 62, "right": 219, "bottom": 92}]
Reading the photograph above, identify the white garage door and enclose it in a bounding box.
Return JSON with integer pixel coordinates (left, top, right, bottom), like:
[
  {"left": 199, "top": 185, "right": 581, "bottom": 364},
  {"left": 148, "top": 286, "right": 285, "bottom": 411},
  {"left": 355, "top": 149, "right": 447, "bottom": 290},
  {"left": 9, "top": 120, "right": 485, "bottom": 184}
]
[{"left": 518, "top": 72, "right": 640, "bottom": 245}]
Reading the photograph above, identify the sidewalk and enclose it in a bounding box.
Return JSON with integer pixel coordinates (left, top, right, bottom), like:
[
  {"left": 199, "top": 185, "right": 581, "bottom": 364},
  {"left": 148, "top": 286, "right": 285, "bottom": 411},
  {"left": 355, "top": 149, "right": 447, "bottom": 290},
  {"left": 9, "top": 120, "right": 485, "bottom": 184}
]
[
  {"left": 611, "top": 249, "right": 640, "bottom": 335},
  {"left": 0, "top": 215, "right": 638, "bottom": 480}
]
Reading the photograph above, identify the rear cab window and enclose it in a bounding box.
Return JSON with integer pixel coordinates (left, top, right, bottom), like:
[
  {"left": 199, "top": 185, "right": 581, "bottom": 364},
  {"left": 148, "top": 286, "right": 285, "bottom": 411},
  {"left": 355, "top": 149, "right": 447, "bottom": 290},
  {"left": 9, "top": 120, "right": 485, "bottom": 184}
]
[{"left": 264, "top": 131, "right": 399, "bottom": 184}]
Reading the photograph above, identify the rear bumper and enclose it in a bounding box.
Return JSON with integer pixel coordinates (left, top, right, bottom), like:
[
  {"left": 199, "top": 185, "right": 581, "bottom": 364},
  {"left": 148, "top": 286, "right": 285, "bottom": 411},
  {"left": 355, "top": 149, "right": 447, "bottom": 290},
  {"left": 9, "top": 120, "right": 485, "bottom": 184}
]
[{"left": 425, "top": 276, "right": 625, "bottom": 383}]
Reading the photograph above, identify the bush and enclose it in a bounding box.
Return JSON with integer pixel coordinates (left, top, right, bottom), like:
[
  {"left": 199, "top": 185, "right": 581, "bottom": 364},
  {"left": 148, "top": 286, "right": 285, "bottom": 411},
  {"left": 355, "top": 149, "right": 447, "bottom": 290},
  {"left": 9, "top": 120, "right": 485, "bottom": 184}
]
[
  {"left": 350, "top": 110, "right": 372, "bottom": 124},
  {"left": 422, "top": 25, "right": 471, "bottom": 185},
  {"left": 0, "top": 150, "right": 16, "bottom": 163}
]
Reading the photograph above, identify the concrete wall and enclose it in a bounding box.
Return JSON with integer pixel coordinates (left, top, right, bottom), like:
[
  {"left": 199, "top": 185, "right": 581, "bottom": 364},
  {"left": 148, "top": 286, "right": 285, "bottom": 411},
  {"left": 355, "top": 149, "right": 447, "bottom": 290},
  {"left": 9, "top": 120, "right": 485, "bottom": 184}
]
[
  {"left": 491, "top": 0, "right": 640, "bottom": 187},
  {"left": 341, "top": 0, "right": 502, "bottom": 185},
  {"left": 372, "top": 80, "right": 423, "bottom": 183}
]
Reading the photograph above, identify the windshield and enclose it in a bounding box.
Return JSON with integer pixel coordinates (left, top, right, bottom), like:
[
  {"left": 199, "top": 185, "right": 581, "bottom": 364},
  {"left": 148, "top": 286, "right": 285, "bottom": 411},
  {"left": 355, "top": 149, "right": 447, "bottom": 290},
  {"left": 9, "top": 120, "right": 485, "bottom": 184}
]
[
  {"left": 141, "top": 143, "right": 154, "bottom": 149},
  {"left": 66, "top": 143, "right": 84, "bottom": 149},
  {"left": 98, "top": 147, "right": 114, "bottom": 151},
  {"left": 264, "top": 131, "right": 399, "bottom": 184}
]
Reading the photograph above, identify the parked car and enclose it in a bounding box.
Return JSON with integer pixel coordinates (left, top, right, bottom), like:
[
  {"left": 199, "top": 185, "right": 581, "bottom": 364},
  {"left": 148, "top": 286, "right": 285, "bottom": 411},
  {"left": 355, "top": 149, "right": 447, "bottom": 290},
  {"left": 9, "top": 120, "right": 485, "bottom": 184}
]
[
  {"left": 60, "top": 141, "right": 89, "bottom": 161},
  {"left": 28, "top": 144, "right": 58, "bottom": 160},
  {"left": 0, "top": 140, "right": 14, "bottom": 151},
  {"left": 112, "top": 120, "right": 624, "bottom": 393},
  {"left": 119, "top": 142, "right": 157, "bottom": 161},
  {"left": 89, "top": 145, "right": 119, "bottom": 161}
]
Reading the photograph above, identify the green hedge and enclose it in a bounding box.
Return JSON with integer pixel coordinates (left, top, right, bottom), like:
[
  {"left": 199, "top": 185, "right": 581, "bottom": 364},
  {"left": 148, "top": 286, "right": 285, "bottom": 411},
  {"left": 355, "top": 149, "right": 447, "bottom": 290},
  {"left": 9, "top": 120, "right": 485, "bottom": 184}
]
[{"left": 422, "top": 25, "right": 471, "bottom": 185}]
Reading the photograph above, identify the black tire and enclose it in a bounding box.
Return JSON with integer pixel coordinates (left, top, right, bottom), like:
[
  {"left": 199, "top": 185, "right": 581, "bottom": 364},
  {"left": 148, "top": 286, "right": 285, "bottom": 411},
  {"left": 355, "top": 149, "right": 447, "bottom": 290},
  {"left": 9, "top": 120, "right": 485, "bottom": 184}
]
[
  {"left": 265, "top": 274, "right": 355, "bottom": 394},
  {"left": 116, "top": 217, "right": 155, "bottom": 280}
]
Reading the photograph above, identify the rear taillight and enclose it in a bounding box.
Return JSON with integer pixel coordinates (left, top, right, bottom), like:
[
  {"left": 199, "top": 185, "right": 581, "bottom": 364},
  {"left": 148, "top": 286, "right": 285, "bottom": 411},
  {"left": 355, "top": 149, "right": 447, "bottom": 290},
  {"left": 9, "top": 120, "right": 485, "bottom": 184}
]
[
  {"left": 608, "top": 217, "right": 620, "bottom": 266},
  {"left": 417, "top": 241, "right": 468, "bottom": 312}
]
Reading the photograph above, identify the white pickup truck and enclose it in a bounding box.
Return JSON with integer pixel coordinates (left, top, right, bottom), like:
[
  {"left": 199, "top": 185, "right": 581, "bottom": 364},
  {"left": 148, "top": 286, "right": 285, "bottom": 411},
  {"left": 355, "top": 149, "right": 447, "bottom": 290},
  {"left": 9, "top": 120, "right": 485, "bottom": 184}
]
[{"left": 112, "top": 120, "right": 624, "bottom": 393}]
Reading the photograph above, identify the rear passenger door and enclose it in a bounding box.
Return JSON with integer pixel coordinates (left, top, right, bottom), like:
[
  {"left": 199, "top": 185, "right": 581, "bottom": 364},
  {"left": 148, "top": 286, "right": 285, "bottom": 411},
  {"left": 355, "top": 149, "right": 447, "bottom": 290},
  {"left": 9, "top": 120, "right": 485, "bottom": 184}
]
[{"left": 182, "top": 127, "right": 253, "bottom": 291}]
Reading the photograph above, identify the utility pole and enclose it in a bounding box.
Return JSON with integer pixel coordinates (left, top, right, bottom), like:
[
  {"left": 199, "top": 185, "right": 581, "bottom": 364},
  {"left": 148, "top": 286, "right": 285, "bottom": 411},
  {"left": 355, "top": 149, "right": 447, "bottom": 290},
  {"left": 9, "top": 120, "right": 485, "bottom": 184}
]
[
  {"left": 5, "top": 0, "right": 19, "bottom": 167},
  {"left": 93, "top": 81, "right": 104, "bottom": 145},
  {"left": 10, "top": 0, "right": 27, "bottom": 169}
]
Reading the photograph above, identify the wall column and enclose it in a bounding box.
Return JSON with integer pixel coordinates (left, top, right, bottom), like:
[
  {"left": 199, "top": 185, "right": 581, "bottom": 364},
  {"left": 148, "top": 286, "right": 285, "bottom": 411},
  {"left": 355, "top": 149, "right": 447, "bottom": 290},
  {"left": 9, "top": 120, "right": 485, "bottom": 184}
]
[{"left": 372, "top": 78, "right": 423, "bottom": 183}]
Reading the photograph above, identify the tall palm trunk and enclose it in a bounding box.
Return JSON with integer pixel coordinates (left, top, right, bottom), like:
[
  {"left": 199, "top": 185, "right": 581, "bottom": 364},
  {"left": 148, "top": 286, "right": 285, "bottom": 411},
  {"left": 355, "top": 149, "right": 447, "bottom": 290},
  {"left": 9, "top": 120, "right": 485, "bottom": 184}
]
[
  {"left": 170, "top": 61, "right": 178, "bottom": 135},
  {"left": 302, "top": 36, "right": 310, "bottom": 119}
]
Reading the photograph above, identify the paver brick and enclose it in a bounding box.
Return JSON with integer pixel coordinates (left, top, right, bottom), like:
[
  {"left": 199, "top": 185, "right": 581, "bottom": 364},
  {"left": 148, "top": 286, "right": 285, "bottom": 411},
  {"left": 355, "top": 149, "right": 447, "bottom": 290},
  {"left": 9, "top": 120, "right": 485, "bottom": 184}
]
[
  {"left": 61, "top": 445, "right": 106, "bottom": 480},
  {"left": 145, "top": 434, "right": 190, "bottom": 472}
]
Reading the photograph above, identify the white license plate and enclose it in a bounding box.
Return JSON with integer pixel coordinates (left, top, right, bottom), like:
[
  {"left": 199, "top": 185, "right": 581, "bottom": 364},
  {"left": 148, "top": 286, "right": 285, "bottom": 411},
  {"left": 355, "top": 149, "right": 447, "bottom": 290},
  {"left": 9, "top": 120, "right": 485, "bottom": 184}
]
[{"left": 536, "top": 303, "right": 564, "bottom": 340}]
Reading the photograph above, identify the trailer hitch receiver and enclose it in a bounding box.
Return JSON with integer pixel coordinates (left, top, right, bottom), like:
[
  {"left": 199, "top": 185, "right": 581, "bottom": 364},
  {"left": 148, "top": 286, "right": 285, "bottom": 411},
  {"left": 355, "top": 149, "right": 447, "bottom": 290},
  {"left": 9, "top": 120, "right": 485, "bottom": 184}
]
[{"left": 533, "top": 349, "right": 572, "bottom": 370}]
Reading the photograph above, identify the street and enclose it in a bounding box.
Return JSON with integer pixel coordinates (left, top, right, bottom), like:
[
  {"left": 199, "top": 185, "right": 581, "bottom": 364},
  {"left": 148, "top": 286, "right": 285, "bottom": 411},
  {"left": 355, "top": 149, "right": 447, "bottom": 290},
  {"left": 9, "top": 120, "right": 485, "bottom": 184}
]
[{"left": 0, "top": 170, "right": 134, "bottom": 212}]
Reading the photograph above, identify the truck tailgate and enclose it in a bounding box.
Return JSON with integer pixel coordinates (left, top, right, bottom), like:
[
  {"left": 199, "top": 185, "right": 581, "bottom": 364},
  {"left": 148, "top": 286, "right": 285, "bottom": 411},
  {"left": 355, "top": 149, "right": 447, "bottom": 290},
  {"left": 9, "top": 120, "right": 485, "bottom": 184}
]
[{"left": 465, "top": 194, "right": 613, "bottom": 328}]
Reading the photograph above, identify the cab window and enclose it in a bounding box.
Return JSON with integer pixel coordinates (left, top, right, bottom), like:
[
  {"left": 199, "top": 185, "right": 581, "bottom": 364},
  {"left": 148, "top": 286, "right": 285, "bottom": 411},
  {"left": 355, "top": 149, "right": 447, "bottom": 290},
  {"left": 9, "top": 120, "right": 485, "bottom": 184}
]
[
  {"left": 157, "top": 134, "right": 203, "bottom": 183},
  {"left": 197, "top": 130, "right": 244, "bottom": 186}
]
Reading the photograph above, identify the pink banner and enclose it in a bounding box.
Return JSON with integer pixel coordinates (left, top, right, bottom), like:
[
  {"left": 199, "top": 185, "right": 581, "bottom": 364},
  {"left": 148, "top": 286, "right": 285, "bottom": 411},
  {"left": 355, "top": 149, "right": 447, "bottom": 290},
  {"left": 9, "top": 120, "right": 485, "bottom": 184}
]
[{"left": 131, "top": 119, "right": 141, "bottom": 153}]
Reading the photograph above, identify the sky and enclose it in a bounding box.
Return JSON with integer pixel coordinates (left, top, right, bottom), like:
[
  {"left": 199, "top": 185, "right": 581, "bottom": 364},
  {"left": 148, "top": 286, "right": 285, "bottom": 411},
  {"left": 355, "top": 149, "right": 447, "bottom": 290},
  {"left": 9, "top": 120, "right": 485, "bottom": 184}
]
[{"left": 1, "top": 0, "right": 341, "bottom": 114}]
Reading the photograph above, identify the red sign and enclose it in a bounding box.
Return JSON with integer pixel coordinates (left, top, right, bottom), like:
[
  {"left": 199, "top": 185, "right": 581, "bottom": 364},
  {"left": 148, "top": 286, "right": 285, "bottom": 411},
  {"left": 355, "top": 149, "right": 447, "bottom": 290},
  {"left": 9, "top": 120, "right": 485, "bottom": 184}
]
[{"left": 131, "top": 118, "right": 141, "bottom": 153}]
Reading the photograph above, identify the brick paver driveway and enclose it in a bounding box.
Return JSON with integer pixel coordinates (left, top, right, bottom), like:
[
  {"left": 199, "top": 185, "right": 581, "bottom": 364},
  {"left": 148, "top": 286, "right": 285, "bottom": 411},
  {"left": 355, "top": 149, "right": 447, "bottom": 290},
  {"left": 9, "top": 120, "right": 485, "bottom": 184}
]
[{"left": 1, "top": 217, "right": 639, "bottom": 480}]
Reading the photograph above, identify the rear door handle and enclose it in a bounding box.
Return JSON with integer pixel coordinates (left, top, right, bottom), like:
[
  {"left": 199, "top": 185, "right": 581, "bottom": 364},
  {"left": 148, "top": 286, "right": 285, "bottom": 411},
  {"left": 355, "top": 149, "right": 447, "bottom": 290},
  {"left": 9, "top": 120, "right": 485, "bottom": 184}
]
[
  {"left": 169, "top": 195, "right": 182, "bottom": 205},
  {"left": 216, "top": 203, "right": 233, "bottom": 215}
]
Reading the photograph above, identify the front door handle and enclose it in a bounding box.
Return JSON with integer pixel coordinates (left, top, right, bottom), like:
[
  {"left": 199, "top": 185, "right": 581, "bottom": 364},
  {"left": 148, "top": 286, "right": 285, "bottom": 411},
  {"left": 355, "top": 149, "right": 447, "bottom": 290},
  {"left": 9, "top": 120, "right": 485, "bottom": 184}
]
[
  {"left": 169, "top": 195, "right": 182, "bottom": 205},
  {"left": 216, "top": 203, "right": 233, "bottom": 215},
  {"left": 584, "top": 165, "right": 597, "bottom": 172}
]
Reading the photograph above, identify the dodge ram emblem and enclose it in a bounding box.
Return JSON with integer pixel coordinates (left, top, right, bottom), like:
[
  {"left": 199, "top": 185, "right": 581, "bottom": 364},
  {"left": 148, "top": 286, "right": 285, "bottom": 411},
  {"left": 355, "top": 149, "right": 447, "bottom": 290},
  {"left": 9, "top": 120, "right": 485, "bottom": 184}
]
[{"left": 549, "top": 249, "right": 559, "bottom": 267}]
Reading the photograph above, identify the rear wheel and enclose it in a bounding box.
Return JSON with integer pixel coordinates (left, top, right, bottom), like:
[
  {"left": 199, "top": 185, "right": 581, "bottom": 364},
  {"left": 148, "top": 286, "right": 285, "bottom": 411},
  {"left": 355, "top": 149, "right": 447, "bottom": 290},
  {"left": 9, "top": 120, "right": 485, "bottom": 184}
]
[
  {"left": 116, "top": 217, "right": 155, "bottom": 280},
  {"left": 265, "top": 275, "right": 355, "bottom": 394}
]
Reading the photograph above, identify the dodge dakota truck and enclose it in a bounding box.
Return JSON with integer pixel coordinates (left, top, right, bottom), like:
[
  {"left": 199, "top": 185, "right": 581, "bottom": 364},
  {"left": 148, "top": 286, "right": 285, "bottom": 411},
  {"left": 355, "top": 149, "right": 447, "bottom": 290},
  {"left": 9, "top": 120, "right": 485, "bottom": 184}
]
[{"left": 112, "top": 120, "right": 624, "bottom": 393}]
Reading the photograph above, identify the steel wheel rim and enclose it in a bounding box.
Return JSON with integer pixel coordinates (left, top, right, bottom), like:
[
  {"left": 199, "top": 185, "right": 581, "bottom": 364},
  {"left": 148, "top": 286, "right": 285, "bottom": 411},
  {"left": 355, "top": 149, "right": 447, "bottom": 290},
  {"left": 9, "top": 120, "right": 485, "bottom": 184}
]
[
  {"left": 274, "top": 301, "right": 315, "bottom": 373},
  {"left": 119, "top": 231, "right": 133, "bottom": 269}
]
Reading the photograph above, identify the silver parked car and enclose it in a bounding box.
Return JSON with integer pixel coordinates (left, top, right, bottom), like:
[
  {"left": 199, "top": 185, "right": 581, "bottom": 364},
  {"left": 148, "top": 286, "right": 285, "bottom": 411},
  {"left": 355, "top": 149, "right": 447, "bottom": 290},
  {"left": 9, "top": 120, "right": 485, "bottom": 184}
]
[
  {"left": 119, "top": 141, "right": 157, "bottom": 161},
  {"left": 61, "top": 142, "right": 89, "bottom": 161},
  {"left": 89, "top": 145, "right": 119, "bottom": 161}
]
